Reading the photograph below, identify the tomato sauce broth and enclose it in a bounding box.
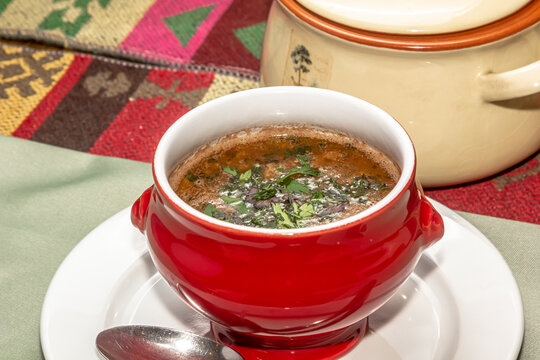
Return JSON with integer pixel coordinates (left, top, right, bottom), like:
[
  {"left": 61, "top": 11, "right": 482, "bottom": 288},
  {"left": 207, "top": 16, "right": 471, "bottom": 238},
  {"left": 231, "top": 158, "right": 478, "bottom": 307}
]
[{"left": 169, "top": 125, "right": 399, "bottom": 228}]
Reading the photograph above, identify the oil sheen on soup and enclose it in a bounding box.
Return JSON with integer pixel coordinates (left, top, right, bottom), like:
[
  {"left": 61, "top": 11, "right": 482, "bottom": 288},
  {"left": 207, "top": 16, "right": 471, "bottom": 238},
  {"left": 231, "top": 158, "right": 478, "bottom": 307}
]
[{"left": 169, "top": 125, "right": 399, "bottom": 229}]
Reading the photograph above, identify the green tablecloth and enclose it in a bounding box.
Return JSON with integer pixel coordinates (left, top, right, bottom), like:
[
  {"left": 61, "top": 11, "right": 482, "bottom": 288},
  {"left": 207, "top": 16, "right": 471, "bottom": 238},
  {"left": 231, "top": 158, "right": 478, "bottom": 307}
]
[{"left": 0, "top": 135, "right": 538, "bottom": 359}]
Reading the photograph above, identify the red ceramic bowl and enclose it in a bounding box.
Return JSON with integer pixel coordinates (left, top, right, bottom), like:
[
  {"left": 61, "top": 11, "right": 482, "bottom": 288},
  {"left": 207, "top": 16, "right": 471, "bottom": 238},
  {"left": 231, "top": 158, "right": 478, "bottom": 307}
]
[{"left": 131, "top": 87, "right": 444, "bottom": 354}]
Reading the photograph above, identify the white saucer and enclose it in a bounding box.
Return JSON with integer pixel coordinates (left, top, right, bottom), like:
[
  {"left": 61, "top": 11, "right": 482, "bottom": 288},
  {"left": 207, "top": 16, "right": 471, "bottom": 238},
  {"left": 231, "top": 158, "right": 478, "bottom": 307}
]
[{"left": 40, "top": 200, "right": 523, "bottom": 360}]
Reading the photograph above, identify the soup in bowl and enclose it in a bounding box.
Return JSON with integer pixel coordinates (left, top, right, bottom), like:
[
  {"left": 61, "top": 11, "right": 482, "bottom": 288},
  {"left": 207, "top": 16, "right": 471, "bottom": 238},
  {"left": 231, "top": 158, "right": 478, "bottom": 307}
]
[
  {"left": 169, "top": 124, "right": 400, "bottom": 229},
  {"left": 131, "top": 87, "right": 444, "bottom": 354}
]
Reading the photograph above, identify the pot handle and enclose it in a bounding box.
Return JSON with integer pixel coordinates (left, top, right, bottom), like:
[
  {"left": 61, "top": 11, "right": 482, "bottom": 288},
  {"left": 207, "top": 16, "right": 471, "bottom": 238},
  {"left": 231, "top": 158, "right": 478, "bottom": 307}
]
[
  {"left": 131, "top": 186, "right": 153, "bottom": 234},
  {"left": 419, "top": 196, "right": 444, "bottom": 248},
  {"left": 479, "top": 60, "right": 540, "bottom": 102}
]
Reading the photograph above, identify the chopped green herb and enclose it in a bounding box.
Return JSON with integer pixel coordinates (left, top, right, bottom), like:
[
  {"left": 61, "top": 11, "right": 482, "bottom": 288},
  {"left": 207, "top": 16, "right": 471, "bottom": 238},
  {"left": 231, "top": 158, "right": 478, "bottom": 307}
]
[
  {"left": 292, "top": 202, "right": 299, "bottom": 215},
  {"left": 263, "top": 221, "right": 278, "bottom": 229},
  {"left": 253, "top": 187, "right": 277, "bottom": 200},
  {"left": 296, "top": 154, "right": 311, "bottom": 166},
  {"left": 185, "top": 173, "right": 198, "bottom": 182},
  {"left": 328, "top": 177, "right": 343, "bottom": 191},
  {"left": 284, "top": 178, "right": 310, "bottom": 194},
  {"left": 222, "top": 167, "right": 238, "bottom": 177},
  {"left": 311, "top": 191, "right": 324, "bottom": 200},
  {"left": 272, "top": 203, "right": 295, "bottom": 229},
  {"left": 221, "top": 196, "right": 242, "bottom": 204},
  {"left": 292, "top": 146, "right": 310, "bottom": 155},
  {"left": 239, "top": 169, "right": 252, "bottom": 182},
  {"left": 284, "top": 145, "right": 311, "bottom": 159},
  {"left": 237, "top": 202, "right": 249, "bottom": 214},
  {"left": 278, "top": 165, "right": 321, "bottom": 184},
  {"left": 298, "top": 203, "right": 314, "bottom": 219},
  {"left": 221, "top": 196, "right": 250, "bottom": 214},
  {"left": 204, "top": 204, "right": 221, "bottom": 217},
  {"left": 249, "top": 214, "right": 266, "bottom": 227}
]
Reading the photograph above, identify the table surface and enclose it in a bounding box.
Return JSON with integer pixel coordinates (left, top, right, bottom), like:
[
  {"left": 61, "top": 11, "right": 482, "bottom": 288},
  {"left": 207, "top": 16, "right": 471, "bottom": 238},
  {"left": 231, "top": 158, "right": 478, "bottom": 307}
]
[
  {"left": 0, "top": 135, "right": 538, "bottom": 360},
  {"left": 0, "top": 0, "right": 538, "bottom": 359}
]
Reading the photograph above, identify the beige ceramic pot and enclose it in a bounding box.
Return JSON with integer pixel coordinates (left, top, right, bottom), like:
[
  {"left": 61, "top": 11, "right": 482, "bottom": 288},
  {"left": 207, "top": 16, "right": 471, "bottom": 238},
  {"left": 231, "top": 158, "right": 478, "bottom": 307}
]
[{"left": 260, "top": 0, "right": 540, "bottom": 186}]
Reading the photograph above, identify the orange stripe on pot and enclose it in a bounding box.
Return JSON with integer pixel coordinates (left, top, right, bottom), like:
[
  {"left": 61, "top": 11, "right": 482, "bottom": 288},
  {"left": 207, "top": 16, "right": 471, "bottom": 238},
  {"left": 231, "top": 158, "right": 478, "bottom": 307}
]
[{"left": 279, "top": 0, "right": 540, "bottom": 51}]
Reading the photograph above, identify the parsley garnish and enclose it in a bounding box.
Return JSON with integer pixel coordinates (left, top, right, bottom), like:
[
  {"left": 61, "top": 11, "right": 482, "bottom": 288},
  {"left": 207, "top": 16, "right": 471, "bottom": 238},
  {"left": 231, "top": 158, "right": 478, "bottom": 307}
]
[
  {"left": 220, "top": 195, "right": 242, "bottom": 204},
  {"left": 239, "top": 169, "right": 252, "bottom": 182},
  {"left": 283, "top": 178, "right": 310, "bottom": 194},
  {"left": 298, "top": 203, "right": 314, "bottom": 219},
  {"left": 278, "top": 165, "right": 321, "bottom": 184},
  {"left": 200, "top": 149, "right": 390, "bottom": 228},
  {"left": 185, "top": 173, "right": 198, "bottom": 182},
  {"left": 253, "top": 187, "right": 277, "bottom": 200},
  {"left": 272, "top": 203, "right": 295, "bottom": 229},
  {"left": 220, "top": 196, "right": 249, "bottom": 214},
  {"left": 222, "top": 167, "right": 238, "bottom": 176},
  {"left": 204, "top": 204, "right": 222, "bottom": 218}
]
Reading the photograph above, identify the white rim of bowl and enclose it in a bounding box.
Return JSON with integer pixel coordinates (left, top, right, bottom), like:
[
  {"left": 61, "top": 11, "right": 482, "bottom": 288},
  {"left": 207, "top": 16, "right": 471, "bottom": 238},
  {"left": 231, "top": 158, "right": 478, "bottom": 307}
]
[{"left": 153, "top": 87, "right": 416, "bottom": 235}]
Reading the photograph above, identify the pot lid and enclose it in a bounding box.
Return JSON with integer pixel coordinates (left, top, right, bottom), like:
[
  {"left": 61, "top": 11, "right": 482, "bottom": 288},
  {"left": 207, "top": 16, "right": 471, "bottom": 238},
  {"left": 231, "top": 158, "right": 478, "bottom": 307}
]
[{"left": 296, "top": 0, "right": 533, "bottom": 34}]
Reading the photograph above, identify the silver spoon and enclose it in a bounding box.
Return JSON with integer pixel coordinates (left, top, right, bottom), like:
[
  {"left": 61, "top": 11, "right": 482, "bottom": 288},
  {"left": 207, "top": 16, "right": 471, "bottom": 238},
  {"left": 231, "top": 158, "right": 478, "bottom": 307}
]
[{"left": 96, "top": 325, "right": 244, "bottom": 360}]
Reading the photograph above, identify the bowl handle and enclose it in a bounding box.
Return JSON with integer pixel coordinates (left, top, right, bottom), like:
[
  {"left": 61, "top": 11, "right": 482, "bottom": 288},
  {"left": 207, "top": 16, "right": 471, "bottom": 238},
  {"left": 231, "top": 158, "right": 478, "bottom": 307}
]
[
  {"left": 131, "top": 186, "right": 153, "bottom": 234},
  {"left": 419, "top": 196, "right": 445, "bottom": 248},
  {"left": 479, "top": 60, "right": 540, "bottom": 102}
]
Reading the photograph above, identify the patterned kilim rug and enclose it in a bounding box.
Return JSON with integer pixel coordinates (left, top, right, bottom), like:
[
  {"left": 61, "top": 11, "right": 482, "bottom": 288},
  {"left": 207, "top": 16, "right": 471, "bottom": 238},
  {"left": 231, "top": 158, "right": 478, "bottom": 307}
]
[
  {"left": 0, "top": 44, "right": 259, "bottom": 162},
  {"left": 0, "top": 0, "right": 271, "bottom": 71},
  {"left": 0, "top": 43, "right": 538, "bottom": 224}
]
